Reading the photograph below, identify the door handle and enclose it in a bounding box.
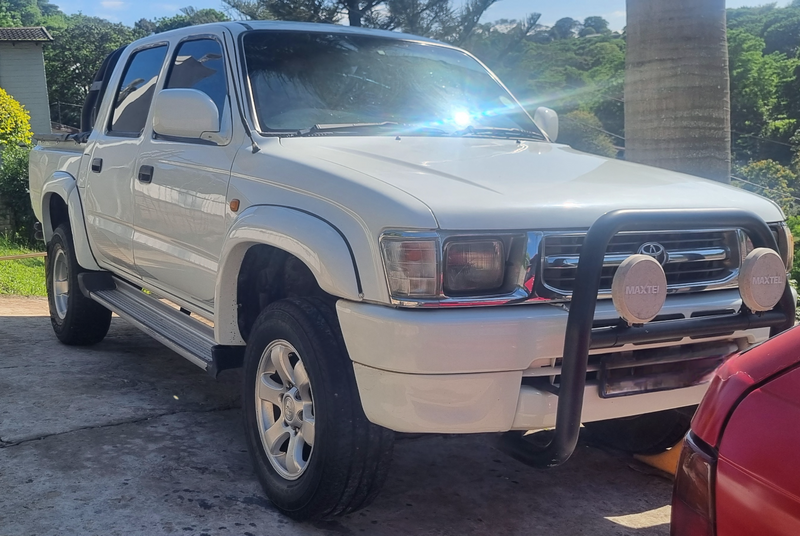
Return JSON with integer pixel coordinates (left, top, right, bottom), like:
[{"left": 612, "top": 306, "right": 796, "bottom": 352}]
[
  {"left": 91, "top": 158, "right": 102, "bottom": 173},
  {"left": 138, "top": 165, "right": 154, "bottom": 184}
]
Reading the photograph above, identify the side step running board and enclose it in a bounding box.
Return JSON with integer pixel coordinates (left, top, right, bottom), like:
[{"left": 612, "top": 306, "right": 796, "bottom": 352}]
[{"left": 78, "top": 272, "right": 243, "bottom": 377}]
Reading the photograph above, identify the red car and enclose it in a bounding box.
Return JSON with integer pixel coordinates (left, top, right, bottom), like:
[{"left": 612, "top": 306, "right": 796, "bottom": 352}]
[{"left": 671, "top": 324, "right": 800, "bottom": 536}]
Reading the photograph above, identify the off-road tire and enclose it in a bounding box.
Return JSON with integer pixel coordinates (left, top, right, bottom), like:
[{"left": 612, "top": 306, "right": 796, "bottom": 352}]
[
  {"left": 243, "top": 297, "right": 394, "bottom": 520},
  {"left": 46, "top": 224, "right": 111, "bottom": 345},
  {"left": 584, "top": 406, "right": 696, "bottom": 455}
]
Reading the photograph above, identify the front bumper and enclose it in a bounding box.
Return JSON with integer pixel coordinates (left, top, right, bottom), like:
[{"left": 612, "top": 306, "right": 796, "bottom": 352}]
[{"left": 337, "top": 290, "right": 770, "bottom": 434}]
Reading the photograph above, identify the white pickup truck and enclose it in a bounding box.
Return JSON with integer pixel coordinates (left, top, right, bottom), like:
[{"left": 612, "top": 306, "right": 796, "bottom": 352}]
[{"left": 29, "top": 21, "right": 795, "bottom": 520}]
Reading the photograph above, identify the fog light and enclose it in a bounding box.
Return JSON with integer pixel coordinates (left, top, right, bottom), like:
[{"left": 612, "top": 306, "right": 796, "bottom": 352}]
[
  {"left": 611, "top": 254, "right": 667, "bottom": 325},
  {"left": 739, "top": 248, "right": 785, "bottom": 312}
]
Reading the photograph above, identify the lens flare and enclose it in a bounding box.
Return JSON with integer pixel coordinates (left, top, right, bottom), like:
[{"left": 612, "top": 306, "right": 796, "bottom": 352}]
[{"left": 453, "top": 111, "right": 471, "bottom": 127}]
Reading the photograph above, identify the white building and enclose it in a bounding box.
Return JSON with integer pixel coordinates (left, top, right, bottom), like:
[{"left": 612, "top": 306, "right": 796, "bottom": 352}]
[{"left": 0, "top": 27, "right": 53, "bottom": 134}]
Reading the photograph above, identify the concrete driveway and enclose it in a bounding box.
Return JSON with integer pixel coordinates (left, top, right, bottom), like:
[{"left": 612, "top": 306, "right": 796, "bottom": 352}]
[{"left": 0, "top": 296, "right": 672, "bottom": 536}]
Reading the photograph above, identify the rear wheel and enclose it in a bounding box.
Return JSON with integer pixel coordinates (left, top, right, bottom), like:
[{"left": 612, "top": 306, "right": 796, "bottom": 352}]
[
  {"left": 46, "top": 224, "right": 111, "bottom": 345},
  {"left": 243, "top": 297, "right": 394, "bottom": 520},
  {"left": 584, "top": 406, "right": 696, "bottom": 455}
]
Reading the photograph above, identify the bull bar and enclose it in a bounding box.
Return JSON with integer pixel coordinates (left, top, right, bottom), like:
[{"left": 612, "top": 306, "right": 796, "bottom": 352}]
[{"left": 501, "top": 208, "right": 796, "bottom": 468}]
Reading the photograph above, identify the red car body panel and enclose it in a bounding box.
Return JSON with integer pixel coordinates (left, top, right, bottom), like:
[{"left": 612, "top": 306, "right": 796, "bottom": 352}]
[
  {"left": 715, "top": 365, "right": 800, "bottom": 536},
  {"left": 681, "top": 325, "right": 800, "bottom": 536},
  {"left": 691, "top": 325, "right": 800, "bottom": 447}
]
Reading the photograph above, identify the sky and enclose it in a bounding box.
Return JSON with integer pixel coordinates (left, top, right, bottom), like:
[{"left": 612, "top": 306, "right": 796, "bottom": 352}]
[{"left": 59, "top": 0, "right": 793, "bottom": 28}]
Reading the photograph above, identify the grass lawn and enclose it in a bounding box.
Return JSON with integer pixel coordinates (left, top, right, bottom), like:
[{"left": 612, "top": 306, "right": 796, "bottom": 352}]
[{"left": 0, "top": 237, "right": 46, "bottom": 296}]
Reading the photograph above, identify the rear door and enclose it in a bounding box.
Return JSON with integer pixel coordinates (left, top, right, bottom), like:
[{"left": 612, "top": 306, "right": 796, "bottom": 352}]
[
  {"left": 83, "top": 44, "right": 169, "bottom": 278},
  {"left": 132, "top": 36, "right": 239, "bottom": 310}
]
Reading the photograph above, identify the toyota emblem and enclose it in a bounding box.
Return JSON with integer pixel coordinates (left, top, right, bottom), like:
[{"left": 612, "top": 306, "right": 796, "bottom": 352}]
[{"left": 637, "top": 242, "right": 669, "bottom": 265}]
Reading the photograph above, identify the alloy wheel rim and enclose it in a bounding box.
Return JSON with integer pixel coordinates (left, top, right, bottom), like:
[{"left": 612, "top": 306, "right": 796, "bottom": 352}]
[
  {"left": 255, "top": 339, "right": 315, "bottom": 480},
  {"left": 52, "top": 248, "right": 69, "bottom": 320}
]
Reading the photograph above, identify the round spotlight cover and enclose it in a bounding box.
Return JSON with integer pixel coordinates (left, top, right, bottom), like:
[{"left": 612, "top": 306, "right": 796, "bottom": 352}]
[
  {"left": 611, "top": 254, "right": 668, "bottom": 325},
  {"left": 739, "top": 248, "right": 786, "bottom": 312}
]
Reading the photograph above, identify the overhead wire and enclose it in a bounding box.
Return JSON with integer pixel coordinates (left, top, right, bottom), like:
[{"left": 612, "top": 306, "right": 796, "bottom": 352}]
[
  {"left": 560, "top": 116, "right": 626, "bottom": 140},
  {"left": 732, "top": 130, "right": 794, "bottom": 148},
  {"left": 730, "top": 175, "right": 800, "bottom": 203}
]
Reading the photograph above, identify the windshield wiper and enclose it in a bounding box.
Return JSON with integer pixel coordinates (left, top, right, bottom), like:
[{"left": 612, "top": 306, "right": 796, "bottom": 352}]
[
  {"left": 451, "top": 126, "right": 546, "bottom": 141},
  {"left": 296, "top": 122, "right": 399, "bottom": 136},
  {"left": 290, "top": 123, "right": 543, "bottom": 139}
]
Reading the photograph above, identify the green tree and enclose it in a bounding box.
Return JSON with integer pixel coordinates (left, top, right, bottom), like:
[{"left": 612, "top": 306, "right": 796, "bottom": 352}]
[
  {"left": 1, "top": 0, "right": 60, "bottom": 25},
  {"left": 549, "top": 17, "right": 580, "bottom": 40},
  {"left": 224, "top": 0, "right": 368, "bottom": 26},
  {"left": 0, "top": 1, "right": 22, "bottom": 26},
  {"left": 224, "top": 0, "right": 336, "bottom": 22},
  {"left": 558, "top": 110, "right": 617, "bottom": 157},
  {"left": 727, "top": 3, "right": 780, "bottom": 36},
  {"left": 491, "top": 13, "right": 540, "bottom": 61},
  {"left": 0, "top": 145, "right": 33, "bottom": 243},
  {"left": 44, "top": 14, "right": 137, "bottom": 128},
  {"left": 223, "top": 0, "right": 497, "bottom": 42},
  {"left": 581, "top": 16, "right": 610, "bottom": 36},
  {"left": 134, "top": 7, "right": 230, "bottom": 35},
  {"left": 465, "top": 26, "right": 625, "bottom": 141},
  {"left": 762, "top": 9, "right": 800, "bottom": 55},
  {"left": 379, "top": 0, "right": 460, "bottom": 41},
  {"left": 728, "top": 29, "right": 798, "bottom": 163},
  {"left": 734, "top": 159, "right": 797, "bottom": 215},
  {"left": 726, "top": 2, "right": 800, "bottom": 55}
]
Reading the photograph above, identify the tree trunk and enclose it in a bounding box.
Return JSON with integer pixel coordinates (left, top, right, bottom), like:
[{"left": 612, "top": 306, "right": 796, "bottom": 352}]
[
  {"left": 625, "top": 0, "right": 731, "bottom": 183},
  {"left": 347, "top": 0, "right": 363, "bottom": 26}
]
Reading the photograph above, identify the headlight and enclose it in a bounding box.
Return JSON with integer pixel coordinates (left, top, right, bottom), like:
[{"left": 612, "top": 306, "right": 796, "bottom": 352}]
[
  {"left": 746, "top": 223, "right": 793, "bottom": 272},
  {"left": 380, "top": 236, "right": 439, "bottom": 298},
  {"left": 776, "top": 222, "right": 794, "bottom": 272},
  {"left": 443, "top": 239, "right": 505, "bottom": 293}
]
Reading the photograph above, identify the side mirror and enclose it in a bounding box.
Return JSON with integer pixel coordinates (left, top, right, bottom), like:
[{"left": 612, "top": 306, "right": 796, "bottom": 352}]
[
  {"left": 152, "top": 88, "right": 219, "bottom": 140},
  {"left": 534, "top": 107, "right": 559, "bottom": 142}
]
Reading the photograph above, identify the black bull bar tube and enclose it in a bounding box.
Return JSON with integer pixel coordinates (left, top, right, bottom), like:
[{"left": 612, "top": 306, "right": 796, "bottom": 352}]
[{"left": 501, "top": 208, "right": 795, "bottom": 468}]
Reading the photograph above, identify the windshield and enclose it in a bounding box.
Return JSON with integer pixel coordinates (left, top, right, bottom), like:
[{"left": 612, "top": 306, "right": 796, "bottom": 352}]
[{"left": 242, "top": 31, "right": 541, "bottom": 137}]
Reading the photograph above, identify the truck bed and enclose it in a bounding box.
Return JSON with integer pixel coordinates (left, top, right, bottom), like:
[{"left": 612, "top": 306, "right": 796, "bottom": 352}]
[{"left": 28, "top": 135, "right": 87, "bottom": 223}]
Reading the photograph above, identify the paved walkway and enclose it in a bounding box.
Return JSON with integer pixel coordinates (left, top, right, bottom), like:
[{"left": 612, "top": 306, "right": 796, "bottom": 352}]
[{"left": 0, "top": 296, "right": 671, "bottom": 535}]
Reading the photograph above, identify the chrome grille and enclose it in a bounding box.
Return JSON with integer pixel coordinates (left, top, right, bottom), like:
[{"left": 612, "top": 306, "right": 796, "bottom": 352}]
[{"left": 540, "top": 230, "right": 741, "bottom": 295}]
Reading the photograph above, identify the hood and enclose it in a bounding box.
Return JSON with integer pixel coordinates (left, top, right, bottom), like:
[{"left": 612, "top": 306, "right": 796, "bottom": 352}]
[{"left": 280, "top": 136, "right": 784, "bottom": 230}]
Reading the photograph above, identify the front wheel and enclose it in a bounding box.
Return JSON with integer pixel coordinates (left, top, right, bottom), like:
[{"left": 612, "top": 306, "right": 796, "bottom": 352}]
[
  {"left": 46, "top": 224, "right": 111, "bottom": 345},
  {"left": 242, "top": 298, "right": 394, "bottom": 520},
  {"left": 584, "top": 406, "right": 696, "bottom": 455}
]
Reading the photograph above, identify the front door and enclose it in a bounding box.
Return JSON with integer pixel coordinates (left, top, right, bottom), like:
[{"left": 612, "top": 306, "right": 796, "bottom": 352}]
[
  {"left": 132, "top": 37, "right": 238, "bottom": 310},
  {"left": 83, "top": 44, "right": 170, "bottom": 278}
]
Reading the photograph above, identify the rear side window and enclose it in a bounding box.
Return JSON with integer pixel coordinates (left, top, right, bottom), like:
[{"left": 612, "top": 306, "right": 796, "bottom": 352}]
[
  {"left": 110, "top": 45, "right": 168, "bottom": 135},
  {"left": 165, "top": 39, "right": 227, "bottom": 122}
]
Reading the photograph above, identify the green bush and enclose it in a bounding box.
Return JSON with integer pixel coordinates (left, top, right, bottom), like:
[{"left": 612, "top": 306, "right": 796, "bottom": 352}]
[
  {"left": 733, "top": 159, "right": 798, "bottom": 216},
  {"left": 557, "top": 110, "right": 618, "bottom": 158},
  {"left": 0, "top": 90, "right": 34, "bottom": 245},
  {"left": 0, "top": 88, "right": 31, "bottom": 147},
  {"left": 0, "top": 145, "right": 34, "bottom": 245},
  {"left": 787, "top": 215, "right": 800, "bottom": 283}
]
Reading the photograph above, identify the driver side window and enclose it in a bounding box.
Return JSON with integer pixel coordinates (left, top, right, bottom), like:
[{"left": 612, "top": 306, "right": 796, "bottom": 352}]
[{"left": 165, "top": 38, "right": 228, "bottom": 128}]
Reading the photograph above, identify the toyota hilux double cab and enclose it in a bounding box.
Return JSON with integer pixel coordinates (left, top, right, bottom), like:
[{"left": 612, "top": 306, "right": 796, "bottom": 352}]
[{"left": 29, "top": 21, "right": 796, "bottom": 520}]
